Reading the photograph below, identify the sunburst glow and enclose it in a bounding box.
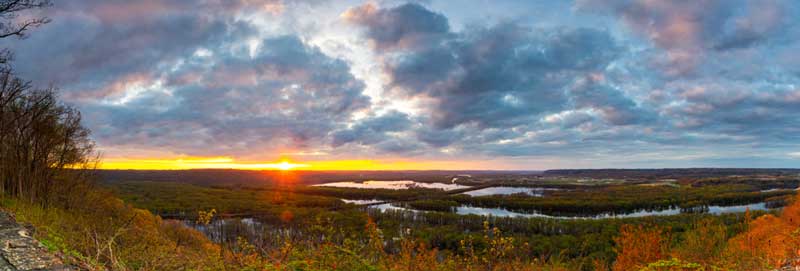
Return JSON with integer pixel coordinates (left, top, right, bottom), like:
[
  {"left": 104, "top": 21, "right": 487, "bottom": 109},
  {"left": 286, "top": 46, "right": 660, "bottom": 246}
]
[
  {"left": 98, "top": 157, "right": 493, "bottom": 170},
  {"left": 273, "top": 161, "right": 306, "bottom": 171},
  {"left": 100, "top": 157, "right": 311, "bottom": 170}
]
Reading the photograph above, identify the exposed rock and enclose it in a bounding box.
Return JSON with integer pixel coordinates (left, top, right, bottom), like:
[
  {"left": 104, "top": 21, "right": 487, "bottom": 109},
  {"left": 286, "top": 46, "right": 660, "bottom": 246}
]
[
  {"left": 776, "top": 261, "right": 800, "bottom": 271},
  {"left": 0, "top": 212, "right": 70, "bottom": 270}
]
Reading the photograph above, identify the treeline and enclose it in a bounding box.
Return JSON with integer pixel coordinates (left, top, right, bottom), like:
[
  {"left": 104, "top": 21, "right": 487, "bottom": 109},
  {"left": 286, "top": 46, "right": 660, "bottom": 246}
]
[
  {"left": 0, "top": 0, "right": 96, "bottom": 207},
  {"left": 109, "top": 181, "right": 346, "bottom": 216},
  {"left": 0, "top": 71, "right": 96, "bottom": 205},
  {"left": 450, "top": 185, "right": 794, "bottom": 216},
  {"left": 293, "top": 183, "right": 794, "bottom": 216},
  {"left": 544, "top": 168, "right": 800, "bottom": 179},
  {"left": 690, "top": 176, "right": 800, "bottom": 189},
  {"left": 290, "top": 185, "right": 448, "bottom": 201}
]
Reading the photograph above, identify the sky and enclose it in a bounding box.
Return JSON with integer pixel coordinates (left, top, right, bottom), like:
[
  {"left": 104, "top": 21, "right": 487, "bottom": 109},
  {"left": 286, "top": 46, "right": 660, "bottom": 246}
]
[{"left": 2, "top": 0, "right": 800, "bottom": 170}]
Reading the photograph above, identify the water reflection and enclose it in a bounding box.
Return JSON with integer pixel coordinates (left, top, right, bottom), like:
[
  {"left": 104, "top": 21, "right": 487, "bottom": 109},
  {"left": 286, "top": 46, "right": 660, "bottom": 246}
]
[
  {"left": 759, "top": 188, "right": 793, "bottom": 193},
  {"left": 183, "top": 202, "right": 778, "bottom": 248},
  {"left": 314, "top": 180, "right": 468, "bottom": 190},
  {"left": 187, "top": 218, "right": 265, "bottom": 243},
  {"left": 341, "top": 199, "right": 385, "bottom": 205},
  {"left": 366, "top": 202, "right": 775, "bottom": 219},
  {"left": 371, "top": 203, "right": 416, "bottom": 212},
  {"left": 462, "top": 187, "right": 561, "bottom": 197}
]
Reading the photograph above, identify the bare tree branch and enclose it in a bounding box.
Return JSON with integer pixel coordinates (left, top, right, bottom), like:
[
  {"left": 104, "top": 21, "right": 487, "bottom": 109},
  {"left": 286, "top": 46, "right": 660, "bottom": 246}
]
[
  {"left": 0, "top": 0, "right": 51, "bottom": 64},
  {"left": 0, "top": 17, "right": 50, "bottom": 38}
]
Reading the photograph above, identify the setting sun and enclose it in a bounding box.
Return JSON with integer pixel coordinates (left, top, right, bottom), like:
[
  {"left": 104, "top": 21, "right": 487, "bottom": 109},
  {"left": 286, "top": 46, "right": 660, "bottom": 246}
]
[{"left": 273, "top": 161, "right": 307, "bottom": 171}]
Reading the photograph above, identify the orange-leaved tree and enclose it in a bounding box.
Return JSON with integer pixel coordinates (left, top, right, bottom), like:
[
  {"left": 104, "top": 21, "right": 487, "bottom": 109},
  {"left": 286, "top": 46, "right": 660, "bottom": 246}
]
[
  {"left": 612, "top": 224, "right": 671, "bottom": 271},
  {"left": 724, "top": 196, "right": 800, "bottom": 269}
]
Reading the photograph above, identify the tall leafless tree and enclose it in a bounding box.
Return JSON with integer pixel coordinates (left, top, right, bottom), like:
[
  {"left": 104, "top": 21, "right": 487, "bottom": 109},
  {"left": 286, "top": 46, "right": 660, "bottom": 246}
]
[
  {"left": 0, "top": 0, "right": 97, "bottom": 206},
  {"left": 1, "top": 74, "right": 96, "bottom": 205}
]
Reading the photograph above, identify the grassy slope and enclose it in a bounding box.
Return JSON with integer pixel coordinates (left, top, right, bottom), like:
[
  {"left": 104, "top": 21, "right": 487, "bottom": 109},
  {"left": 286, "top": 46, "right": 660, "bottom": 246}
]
[{"left": 0, "top": 195, "right": 224, "bottom": 270}]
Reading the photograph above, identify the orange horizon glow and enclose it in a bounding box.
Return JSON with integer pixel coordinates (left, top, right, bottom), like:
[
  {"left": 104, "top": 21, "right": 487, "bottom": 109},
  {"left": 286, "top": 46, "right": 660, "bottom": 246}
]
[
  {"left": 100, "top": 157, "right": 309, "bottom": 170},
  {"left": 98, "top": 157, "right": 490, "bottom": 171}
]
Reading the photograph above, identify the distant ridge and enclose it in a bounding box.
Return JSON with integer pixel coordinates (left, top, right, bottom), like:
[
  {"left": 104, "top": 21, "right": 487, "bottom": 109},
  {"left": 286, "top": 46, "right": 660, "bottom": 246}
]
[{"left": 544, "top": 168, "right": 800, "bottom": 179}]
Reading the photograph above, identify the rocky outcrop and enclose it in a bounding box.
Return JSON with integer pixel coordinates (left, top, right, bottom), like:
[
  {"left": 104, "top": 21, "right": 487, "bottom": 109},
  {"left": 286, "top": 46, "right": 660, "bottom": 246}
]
[
  {"left": 776, "top": 259, "right": 800, "bottom": 271},
  {"left": 0, "top": 212, "right": 69, "bottom": 271}
]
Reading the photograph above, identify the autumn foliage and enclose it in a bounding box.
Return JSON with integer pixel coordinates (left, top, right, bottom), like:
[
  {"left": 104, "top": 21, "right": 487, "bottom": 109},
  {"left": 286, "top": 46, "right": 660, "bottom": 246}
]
[
  {"left": 724, "top": 197, "right": 800, "bottom": 269},
  {"left": 612, "top": 224, "right": 670, "bottom": 271},
  {"left": 612, "top": 195, "right": 800, "bottom": 271}
]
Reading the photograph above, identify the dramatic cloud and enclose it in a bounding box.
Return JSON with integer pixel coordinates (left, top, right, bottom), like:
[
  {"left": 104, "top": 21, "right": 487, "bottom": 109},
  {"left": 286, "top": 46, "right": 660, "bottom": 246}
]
[
  {"left": 7, "top": 0, "right": 256, "bottom": 99},
  {"left": 346, "top": 3, "right": 650, "bottom": 150},
  {"left": 2, "top": 1, "right": 370, "bottom": 158},
  {"left": 85, "top": 35, "right": 370, "bottom": 156},
  {"left": 342, "top": 3, "right": 450, "bottom": 51},
  {"left": 0, "top": 0, "right": 798, "bottom": 168},
  {"left": 347, "top": 4, "right": 623, "bottom": 130},
  {"left": 340, "top": 1, "right": 800, "bottom": 165}
]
